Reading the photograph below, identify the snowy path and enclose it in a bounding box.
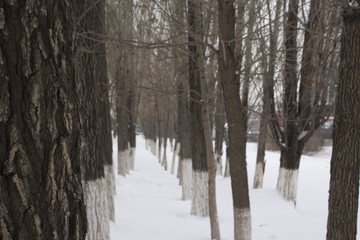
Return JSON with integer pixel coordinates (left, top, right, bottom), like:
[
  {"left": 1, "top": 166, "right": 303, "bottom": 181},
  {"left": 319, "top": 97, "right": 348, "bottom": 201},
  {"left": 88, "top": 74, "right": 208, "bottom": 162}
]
[
  {"left": 109, "top": 136, "right": 358, "bottom": 239},
  {"left": 110, "top": 137, "right": 212, "bottom": 240}
]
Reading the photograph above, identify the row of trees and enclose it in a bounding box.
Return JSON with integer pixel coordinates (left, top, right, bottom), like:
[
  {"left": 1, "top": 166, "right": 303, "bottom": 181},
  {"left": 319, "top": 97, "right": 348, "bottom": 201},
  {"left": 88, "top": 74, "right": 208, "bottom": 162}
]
[
  {"left": 120, "top": 0, "right": 357, "bottom": 239},
  {"left": 0, "top": 0, "right": 359, "bottom": 239}
]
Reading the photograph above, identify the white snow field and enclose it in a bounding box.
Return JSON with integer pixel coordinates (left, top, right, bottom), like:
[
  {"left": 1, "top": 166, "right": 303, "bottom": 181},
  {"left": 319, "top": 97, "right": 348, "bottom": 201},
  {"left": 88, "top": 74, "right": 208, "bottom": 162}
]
[{"left": 110, "top": 136, "right": 358, "bottom": 240}]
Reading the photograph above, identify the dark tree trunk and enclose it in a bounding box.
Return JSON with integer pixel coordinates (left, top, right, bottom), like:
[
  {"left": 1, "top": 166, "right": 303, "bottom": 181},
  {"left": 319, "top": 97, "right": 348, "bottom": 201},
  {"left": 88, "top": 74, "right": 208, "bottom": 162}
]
[
  {"left": 188, "top": 0, "right": 209, "bottom": 217},
  {"left": 214, "top": 85, "right": 225, "bottom": 176},
  {"left": 0, "top": 1, "right": 87, "bottom": 239},
  {"left": 178, "top": 81, "right": 193, "bottom": 199},
  {"left": 326, "top": 4, "right": 360, "bottom": 239},
  {"left": 218, "top": 1, "right": 251, "bottom": 239},
  {"left": 75, "top": 0, "right": 115, "bottom": 237},
  {"left": 116, "top": 68, "right": 130, "bottom": 176},
  {"left": 128, "top": 78, "right": 137, "bottom": 170}
]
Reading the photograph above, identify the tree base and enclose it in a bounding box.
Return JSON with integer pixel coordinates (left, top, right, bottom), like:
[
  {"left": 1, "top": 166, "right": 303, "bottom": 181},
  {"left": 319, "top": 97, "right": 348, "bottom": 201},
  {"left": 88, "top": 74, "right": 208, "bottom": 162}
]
[
  {"left": 181, "top": 158, "right": 192, "bottom": 200},
  {"left": 84, "top": 177, "right": 110, "bottom": 240},
  {"left": 253, "top": 162, "right": 265, "bottom": 189},
  {"left": 234, "top": 207, "right": 251, "bottom": 240},
  {"left": 191, "top": 170, "right": 209, "bottom": 217},
  {"left": 276, "top": 167, "right": 299, "bottom": 205}
]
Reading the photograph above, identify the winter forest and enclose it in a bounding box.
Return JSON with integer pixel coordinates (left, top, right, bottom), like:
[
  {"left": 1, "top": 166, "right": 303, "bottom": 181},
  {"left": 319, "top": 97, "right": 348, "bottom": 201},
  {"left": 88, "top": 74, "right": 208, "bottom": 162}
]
[{"left": 0, "top": 0, "right": 360, "bottom": 239}]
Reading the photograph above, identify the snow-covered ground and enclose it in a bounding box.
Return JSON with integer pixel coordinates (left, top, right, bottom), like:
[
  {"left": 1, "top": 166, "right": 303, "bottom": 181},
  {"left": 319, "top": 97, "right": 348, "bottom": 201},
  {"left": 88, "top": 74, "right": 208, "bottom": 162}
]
[{"left": 110, "top": 136, "right": 357, "bottom": 240}]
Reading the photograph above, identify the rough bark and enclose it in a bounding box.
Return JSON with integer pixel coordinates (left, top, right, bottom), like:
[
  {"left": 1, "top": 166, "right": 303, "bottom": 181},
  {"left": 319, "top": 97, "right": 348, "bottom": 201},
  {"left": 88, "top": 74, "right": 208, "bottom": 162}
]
[
  {"left": 326, "top": 3, "right": 360, "bottom": 239},
  {"left": 0, "top": 1, "right": 87, "bottom": 239},
  {"left": 218, "top": 1, "right": 251, "bottom": 239}
]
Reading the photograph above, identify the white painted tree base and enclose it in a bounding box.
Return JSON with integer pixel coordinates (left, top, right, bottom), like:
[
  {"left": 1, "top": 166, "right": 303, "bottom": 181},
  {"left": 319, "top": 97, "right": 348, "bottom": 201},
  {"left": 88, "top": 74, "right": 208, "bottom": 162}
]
[
  {"left": 84, "top": 177, "right": 110, "bottom": 240},
  {"left": 181, "top": 158, "right": 192, "bottom": 200},
  {"left": 234, "top": 207, "right": 251, "bottom": 240},
  {"left": 105, "top": 165, "right": 115, "bottom": 221},
  {"left": 145, "top": 139, "right": 149, "bottom": 150},
  {"left": 276, "top": 167, "right": 299, "bottom": 204},
  {"left": 118, "top": 149, "right": 130, "bottom": 176},
  {"left": 171, "top": 142, "right": 180, "bottom": 175},
  {"left": 253, "top": 162, "right": 265, "bottom": 189},
  {"left": 150, "top": 140, "right": 157, "bottom": 156},
  {"left": 191, "top": 170, "right": 209, "bottom": 217}
]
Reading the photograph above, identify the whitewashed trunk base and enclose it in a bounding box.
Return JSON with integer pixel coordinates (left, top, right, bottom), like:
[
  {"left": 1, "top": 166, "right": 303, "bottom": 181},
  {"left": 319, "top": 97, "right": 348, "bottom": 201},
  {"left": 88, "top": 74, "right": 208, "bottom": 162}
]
[
  {"left": 171, "top": 142, "right": 180, "bottom": 175},
  {"left": 276, "top": 167, "right": 299, "bottom": 204},
  {"left": 253, "top": 162, "right": 265, "bottom": 189},
  {"left": 129, "top": 147, "right": 136, "bottom": 170},
  {"left": 191, "top": 170, "right": 209, "bottom": 217},
  {"left": 84, "top": 177, "right": 110, "bottom": 240},
  {"left": 105, "top": 165, "right": 115, "bottom": 221},
  {"left": 118, "top": 149, "right": 129, "bottom": 176},
  {"left": 181, "top": 158, "right": 192, "bottom": 200},
  {"left": 234, "top": 207, "right": 251, "bottom": 240},
  {"left": 150, "top": 140, "right": 157, "bottom": 156},
  {"left": 145, "top": 139, "right": 149, "bottom": 150}
]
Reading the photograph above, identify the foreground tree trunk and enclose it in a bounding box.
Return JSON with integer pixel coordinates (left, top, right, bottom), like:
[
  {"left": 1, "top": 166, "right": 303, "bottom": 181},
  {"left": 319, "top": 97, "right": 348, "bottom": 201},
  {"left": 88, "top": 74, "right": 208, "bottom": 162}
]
[
  {"left": 326, "top": 3, "right": 360, "bottom": 239},
  {"left": 188, "top": 0, "right": 209, "bottom": 217},
  {"left": 218, "top": 1, "right": 251, "bottom": 239},
  {"left": 0, "top": 1, "right": 87, "bottom": 239}
]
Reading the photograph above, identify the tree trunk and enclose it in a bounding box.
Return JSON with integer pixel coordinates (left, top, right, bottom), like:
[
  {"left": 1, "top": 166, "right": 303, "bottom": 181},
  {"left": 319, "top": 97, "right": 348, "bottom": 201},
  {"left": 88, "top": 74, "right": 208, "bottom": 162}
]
[
  {"left": 162, "top": 111, "right": 170, "bottom": 171},
  {"left": 326, "top": 4, "right": 360, "bottom": 239},
  {"left": 179, "top": 82, "right": 193, "bottom": 200},
  {"left": 188, "top": 0, "right": 209, "bottom": 217},
  {"left": 75, "top": 0, "right": 115, "bottom": 237},
  {"left": 218, "top": 1, "right": 251, "bottom": 239},
  {"left": 128, "top": 78, "right": 137, "bottom": 171},
  {"left": 0, "top": 1, "right": 87, "bottom": 239},
  {"left": 253, "top": 0, "right": 282, "bottom": 189},
  {"left": 214, "top": 84, "right": 225, "bottom": 176},
  {"left": 201, "top": 61, "right": 221, "bottom": 240}
]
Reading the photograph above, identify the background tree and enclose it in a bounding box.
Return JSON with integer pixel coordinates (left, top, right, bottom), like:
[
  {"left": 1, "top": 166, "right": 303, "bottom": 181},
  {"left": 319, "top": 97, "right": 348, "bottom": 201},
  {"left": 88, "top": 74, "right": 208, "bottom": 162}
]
[
  {"left": 0, "top": 1, "right": 87, "bottom": 239},
  {"left": 266, "top": 0, "right": 339, "bottom": 204},
  {"left": 253, "top": 0, "right": 282, "bottom": 189},
  {"left": 327, "top": 1, "right": 360, "bottom": 239}
]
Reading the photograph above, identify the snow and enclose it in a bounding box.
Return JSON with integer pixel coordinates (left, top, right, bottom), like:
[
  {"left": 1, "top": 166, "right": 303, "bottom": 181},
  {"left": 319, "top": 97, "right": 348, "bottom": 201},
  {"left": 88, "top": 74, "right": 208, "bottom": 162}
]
[{"left": 109, "top": 136, "right": 359, "bottom": 240}]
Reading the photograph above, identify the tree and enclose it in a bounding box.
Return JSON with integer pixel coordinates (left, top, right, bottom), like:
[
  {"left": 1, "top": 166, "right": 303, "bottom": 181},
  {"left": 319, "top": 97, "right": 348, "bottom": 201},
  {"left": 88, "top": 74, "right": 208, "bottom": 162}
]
[
  {"left": 217, "top": 0, "right": 252, "bottom": 239},
  {"left": 106, "top": 0, "right": 135, "bottom": 176},
  {"left": 266, "top": 0, "right": 335, "bottom": 204},
  {"left": 253, "top": 0, "right": 282, "bottom": 189},
  {"left": 76, "top": 0, "right": 115, "bottom": 238},
  {"left": 326, "top": 1, "right": 360, "bottom": 239},
  {"left": 171, "top": 3, "right": 193, "bottom": 197},
  {"left": 188, "top": 0, "right": 209, "bottom": 217},
  {"left": 0, "top": 1, "right": 87, "bottom": 239}
]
